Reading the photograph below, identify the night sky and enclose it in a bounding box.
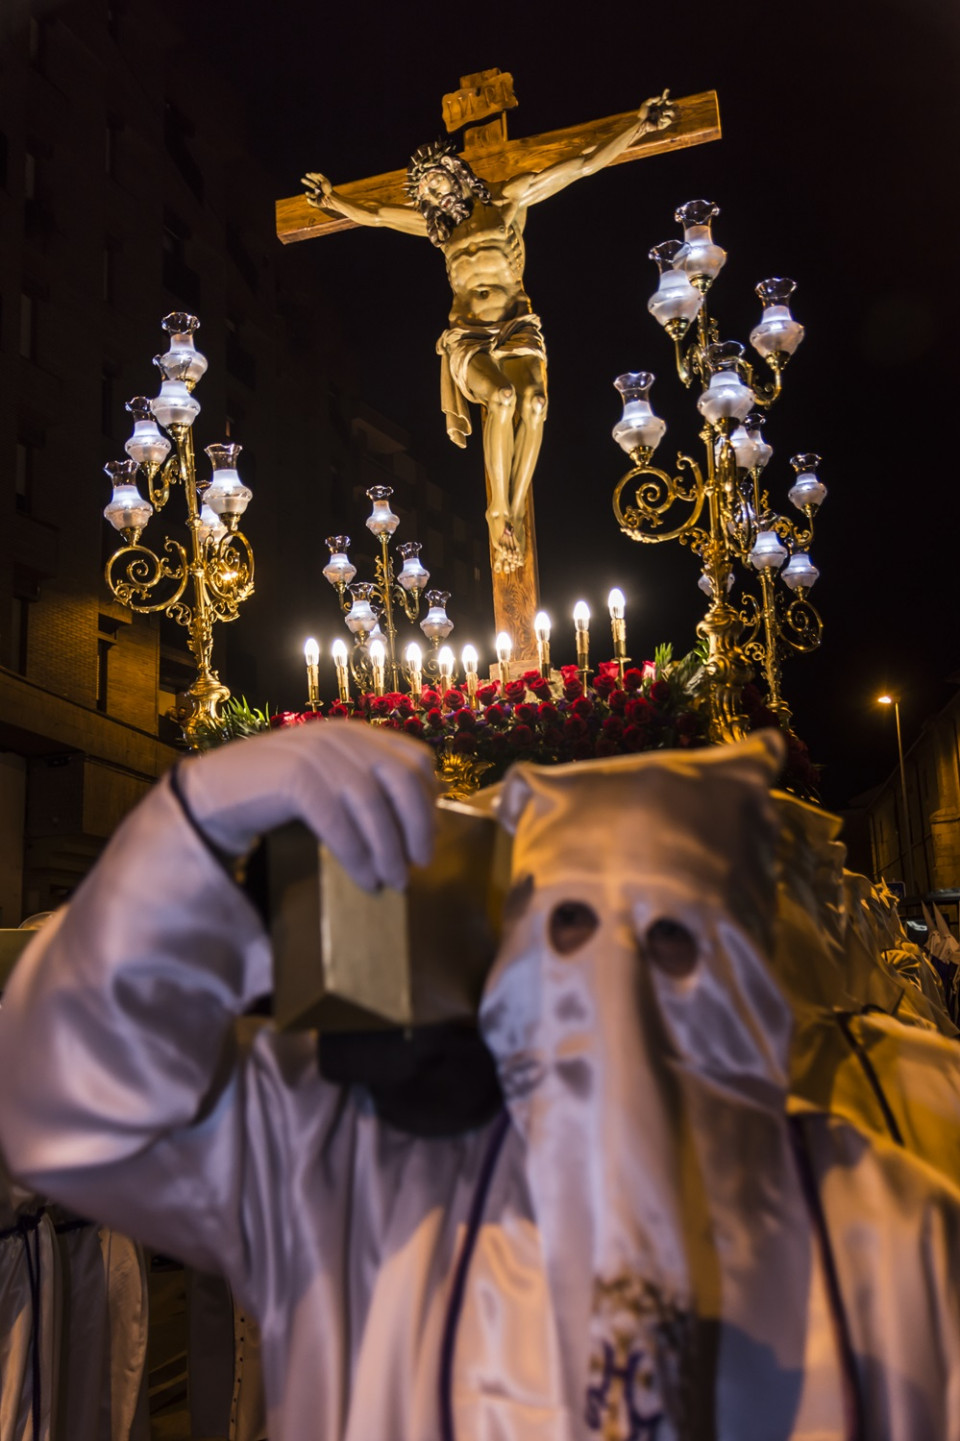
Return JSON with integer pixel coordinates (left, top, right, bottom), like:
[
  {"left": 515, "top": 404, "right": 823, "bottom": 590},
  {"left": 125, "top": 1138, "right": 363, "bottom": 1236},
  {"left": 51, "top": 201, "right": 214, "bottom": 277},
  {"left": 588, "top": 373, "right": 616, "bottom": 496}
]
[{"left": 73, "top": 1, "right": 960, "bottom": 804}]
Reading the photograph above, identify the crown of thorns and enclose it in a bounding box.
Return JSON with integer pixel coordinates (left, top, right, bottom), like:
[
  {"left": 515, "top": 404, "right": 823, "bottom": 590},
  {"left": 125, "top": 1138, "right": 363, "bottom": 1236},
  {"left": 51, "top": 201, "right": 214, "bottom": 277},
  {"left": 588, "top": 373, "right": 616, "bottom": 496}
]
[{"left": 404, "top": 139, "right": 492, "bottom": 204}]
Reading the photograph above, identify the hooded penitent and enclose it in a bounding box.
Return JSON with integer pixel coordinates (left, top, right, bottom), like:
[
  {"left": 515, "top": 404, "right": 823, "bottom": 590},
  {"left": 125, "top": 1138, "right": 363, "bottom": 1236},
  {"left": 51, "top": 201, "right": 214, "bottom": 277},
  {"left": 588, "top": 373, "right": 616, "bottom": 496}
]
[{"left": 2, "top": 731, "right": 960, "bottom": 1440}]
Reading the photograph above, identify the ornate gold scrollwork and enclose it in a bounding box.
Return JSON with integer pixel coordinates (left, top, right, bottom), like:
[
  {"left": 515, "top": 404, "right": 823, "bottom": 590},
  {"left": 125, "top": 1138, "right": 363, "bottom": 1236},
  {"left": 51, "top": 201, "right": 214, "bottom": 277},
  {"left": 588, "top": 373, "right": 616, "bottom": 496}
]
[
  {"left": 612, "top": 453, "right": 705, "bottom": 544},
  {"left": 104, "top": 539, "right": 188, "bottom": 613}
]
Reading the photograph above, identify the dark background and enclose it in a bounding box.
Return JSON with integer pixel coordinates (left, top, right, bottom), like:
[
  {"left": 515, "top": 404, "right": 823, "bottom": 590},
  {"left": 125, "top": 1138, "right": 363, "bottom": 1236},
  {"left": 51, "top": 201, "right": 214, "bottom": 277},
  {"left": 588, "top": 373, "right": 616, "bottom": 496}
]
[{"left": 54, "top": 0, "right": 960, "bottom": 805}]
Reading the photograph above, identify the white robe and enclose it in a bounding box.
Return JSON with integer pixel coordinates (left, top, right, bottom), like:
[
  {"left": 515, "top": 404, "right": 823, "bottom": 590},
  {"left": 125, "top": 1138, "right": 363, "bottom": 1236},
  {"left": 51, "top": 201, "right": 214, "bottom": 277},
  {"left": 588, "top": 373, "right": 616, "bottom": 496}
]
[{"left": 1, "top": 748, "right": 959, "bottom": 1440}]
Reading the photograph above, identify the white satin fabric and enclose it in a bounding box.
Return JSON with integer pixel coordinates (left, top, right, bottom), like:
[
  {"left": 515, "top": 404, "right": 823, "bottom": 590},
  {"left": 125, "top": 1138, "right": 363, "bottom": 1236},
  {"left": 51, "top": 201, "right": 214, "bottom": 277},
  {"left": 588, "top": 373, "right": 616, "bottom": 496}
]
[
  {"left": 0, "top": 740, "right": 959, "bottom": 1440},
  {"left": 0, "top": 1183, "right": 56, "bottom": 1441}
]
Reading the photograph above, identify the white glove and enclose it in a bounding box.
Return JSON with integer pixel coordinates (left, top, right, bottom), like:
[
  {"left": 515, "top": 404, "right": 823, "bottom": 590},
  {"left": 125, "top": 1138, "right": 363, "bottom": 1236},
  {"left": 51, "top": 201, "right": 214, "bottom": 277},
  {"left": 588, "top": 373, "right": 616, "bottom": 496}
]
[{"left": 177, "top": 720, "right": 437, "bottom": 892}]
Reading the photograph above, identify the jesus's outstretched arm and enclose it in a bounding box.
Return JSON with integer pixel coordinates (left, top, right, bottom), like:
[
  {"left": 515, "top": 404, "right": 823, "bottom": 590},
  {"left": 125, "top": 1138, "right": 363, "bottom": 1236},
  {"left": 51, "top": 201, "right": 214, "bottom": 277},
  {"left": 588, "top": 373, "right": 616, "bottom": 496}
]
[
  {"left": 302, "top": 172, "right": 428, "bottom": 237},
  {"left": 502, "top": 90, "right": 676, "bottom": 209}
]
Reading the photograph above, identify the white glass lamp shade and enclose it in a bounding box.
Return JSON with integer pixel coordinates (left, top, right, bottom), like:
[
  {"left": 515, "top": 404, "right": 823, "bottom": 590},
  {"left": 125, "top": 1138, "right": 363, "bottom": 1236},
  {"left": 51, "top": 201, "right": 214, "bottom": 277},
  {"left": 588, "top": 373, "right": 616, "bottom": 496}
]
[
  {"left": 365, "top": 485, "right": 400, "bottom": 537},
  {"left": 730, "top": 413, "right": 773, "bottom": 472},
  {"left": 788, "top": 454, "right": 827, "bottom": 513},
  {"left": 782, "top": 551, "right": 820, "bottom": 592},
  {"left": 420, "top": 590, "right": 453, "bottom": 642},
  {"left": 647, "top": 241, "right": 701, "bottom": 331},
  {"left": 674, "top": 200, "right": 727, "bottom": 285},
  {"left": 150, "top": 374, "right": 200, "bottom": 429},
  {"left": 573, "top": 600, "right": 590, "bottom": 632},
  {"left": 697, "top": 343, "right": 755, "bottom": 425},
  {"left": 345, "top": 584, "right": 378, "bottom": 635},
  {"left": 197, "top": 501, "right": 228, "bottom": 546},
  {"left": 304, "top": 637, "right": 320, "bottom": 667},
  {"left": 608, "top": 587, "right": 626, "bottom": 619},
  {"left": 698, "top": 569, "right": 736, "bottom": 598},
  {"left": 322, "top": 536, "right": 357, "bottom": 588},
  {"left": 461, "top": 644, "right": 479, "bottom": 674},
  {"left": 533, "top": 611, "right": 551, "bottom": 643},
  {"left": 159, "top": 312, "right": 208, "bottom": 386},
  {"left": 405, "top": 641, "right": 423, "bottom": 668},
  {"left": 612, "top": 373, "right": 666, "bottom": 457},
  {"left": 103, "top": 460, "right": 153, "bottom": 534},
  {"left": 750, "top": 279, "right": 805, "bottom": 360},
  {"left": 203, "top": 444, "right": 251, "bottom": 521},
  {"left": 749, "top": 529, "right": 789, "bottom": 570},
  {"left": 124, "top": 397, "right": 171, "bottom": 468},
  {"left": 397, "top": 541, "right": 429, "bottom": 593}
]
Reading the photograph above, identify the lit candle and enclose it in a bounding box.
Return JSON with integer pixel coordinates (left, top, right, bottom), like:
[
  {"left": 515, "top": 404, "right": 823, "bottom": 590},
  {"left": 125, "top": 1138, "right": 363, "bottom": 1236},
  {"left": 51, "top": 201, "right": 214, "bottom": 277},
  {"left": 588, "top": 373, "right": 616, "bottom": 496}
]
[
  {"left": 331, "top": 637, "right": 350, "bottom": 704},
  {"left": 462, "top": 644, "right": 479, "bottom": 708},
  {"left": 304, "top": 636, "right": 320, "bottom": 710},
  {"left": 496, "top": 631, "right": 512, "bottom": 685},
  {"left": 534, "top": 611, "right": 551, "bottom": 680},
  {"left": 607, "top": 587, "right": 629, "bottom": 680},
  {"left": 405, "top": 641, "right": 423, "bottom": 698},
  {"left": 438, "top": 644, "right": 455, "bottom": 691},
  {"left": 573, "top": 600, "right": 591, "bottom": 688},
  {"left": 369, "top": 637, "right": 386, "bottom": 696}
]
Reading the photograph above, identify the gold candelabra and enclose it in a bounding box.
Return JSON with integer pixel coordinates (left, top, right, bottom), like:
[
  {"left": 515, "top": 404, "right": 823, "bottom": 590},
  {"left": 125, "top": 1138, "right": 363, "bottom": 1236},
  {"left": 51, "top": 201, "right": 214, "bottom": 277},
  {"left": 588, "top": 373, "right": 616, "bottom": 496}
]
[
  {"left": 102, "top": 313, "right": 254, "bottom": 745},
  {"left": 611, "top": 200, "right": 825, "bottom": 742},
  {"left": 322, "top": 486, "right": 453, "bottom": 693}
]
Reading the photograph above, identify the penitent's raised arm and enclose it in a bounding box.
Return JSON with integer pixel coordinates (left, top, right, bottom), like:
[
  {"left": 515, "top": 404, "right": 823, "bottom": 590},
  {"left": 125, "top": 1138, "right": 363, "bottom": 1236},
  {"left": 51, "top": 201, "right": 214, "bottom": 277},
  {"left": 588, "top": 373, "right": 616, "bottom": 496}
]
[
  {"left": 302, "top": 172, "right": 428, "bottom": 238},
  {"left": 0, "top": 723, "right": 436, "bottom": 1285},
  {"left": 501, "top": 90, "right": 676, "bottom": 210}
]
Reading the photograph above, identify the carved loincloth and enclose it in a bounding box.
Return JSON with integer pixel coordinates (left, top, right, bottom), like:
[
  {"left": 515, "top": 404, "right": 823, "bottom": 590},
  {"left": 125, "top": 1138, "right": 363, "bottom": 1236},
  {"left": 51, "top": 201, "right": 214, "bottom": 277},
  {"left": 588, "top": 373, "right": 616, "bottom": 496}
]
[{"left": 437, "top": 313, "right": 547, "bottom": 448}]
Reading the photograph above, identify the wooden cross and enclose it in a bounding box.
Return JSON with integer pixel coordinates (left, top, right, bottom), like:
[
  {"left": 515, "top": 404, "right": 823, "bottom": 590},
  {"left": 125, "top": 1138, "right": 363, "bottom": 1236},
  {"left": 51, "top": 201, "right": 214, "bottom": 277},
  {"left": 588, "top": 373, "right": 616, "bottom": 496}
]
[{"left": 276, "top": 74, "right": 721, "bottom": 664}]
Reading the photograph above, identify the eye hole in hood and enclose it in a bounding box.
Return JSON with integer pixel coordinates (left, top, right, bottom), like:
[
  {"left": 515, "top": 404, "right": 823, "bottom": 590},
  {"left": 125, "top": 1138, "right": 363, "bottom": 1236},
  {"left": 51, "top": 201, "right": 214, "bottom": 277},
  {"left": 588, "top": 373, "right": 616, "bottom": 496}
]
[
  {"left": 548, "top": 900, "right": 600, "bottom": 955},
  {"left": 643, "top": 918, "right": 699, "bottom": 977}
]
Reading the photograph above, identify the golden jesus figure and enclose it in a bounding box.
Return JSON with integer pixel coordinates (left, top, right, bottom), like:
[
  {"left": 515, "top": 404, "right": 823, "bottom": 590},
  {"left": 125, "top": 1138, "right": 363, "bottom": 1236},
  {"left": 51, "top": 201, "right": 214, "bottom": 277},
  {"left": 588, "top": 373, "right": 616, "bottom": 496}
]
[{"left": 303, "top": 91, "right": 675, "bottom": 574}]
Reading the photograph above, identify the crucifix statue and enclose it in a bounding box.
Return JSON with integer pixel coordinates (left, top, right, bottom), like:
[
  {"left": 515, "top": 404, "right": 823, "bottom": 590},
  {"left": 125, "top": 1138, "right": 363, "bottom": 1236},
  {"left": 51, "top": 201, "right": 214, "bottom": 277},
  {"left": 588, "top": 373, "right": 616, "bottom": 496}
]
[{"left": 277, "top": 74, "right": 720, "bottom": 658}]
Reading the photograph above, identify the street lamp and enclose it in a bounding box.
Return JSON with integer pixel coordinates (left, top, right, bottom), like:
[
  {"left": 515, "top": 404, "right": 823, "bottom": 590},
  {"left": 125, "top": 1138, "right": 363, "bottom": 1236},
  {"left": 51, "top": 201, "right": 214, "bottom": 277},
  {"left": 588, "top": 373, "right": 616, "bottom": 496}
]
[{"left": 877, "top": 694, "right": 916, "bottom": 899}]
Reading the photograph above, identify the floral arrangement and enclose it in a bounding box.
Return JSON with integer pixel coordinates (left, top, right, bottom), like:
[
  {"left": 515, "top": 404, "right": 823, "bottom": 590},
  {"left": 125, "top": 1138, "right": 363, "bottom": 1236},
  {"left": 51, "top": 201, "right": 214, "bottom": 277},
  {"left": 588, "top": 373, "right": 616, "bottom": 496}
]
[{"left": 194, "top": 645, "right": 820, "bottom": 800}]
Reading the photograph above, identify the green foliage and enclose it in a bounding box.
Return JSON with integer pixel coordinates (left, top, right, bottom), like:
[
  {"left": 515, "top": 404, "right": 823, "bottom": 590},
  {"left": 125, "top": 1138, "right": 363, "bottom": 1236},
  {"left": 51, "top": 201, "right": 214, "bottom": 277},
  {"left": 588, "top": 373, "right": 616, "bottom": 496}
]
[{"left": 193, "top": 696, "right": 271, "bottom": 752}]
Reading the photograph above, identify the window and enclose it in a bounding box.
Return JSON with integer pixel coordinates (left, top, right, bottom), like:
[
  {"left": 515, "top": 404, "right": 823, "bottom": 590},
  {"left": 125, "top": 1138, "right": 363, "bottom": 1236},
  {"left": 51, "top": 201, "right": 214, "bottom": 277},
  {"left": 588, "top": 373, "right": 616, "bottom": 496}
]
[
  {"left": 96, "top": 637, "right": 110, "bottom": 711},
  {"left": 19, "top": 293, "right": 35, "bottom": 359},
  {"left": 162, "top": 211, "right": 201, "bottom": 309},
  {"left": 15, "top": 442, "right": 31, "bottom": 514},
  {"left": 10, "top": 598, "right": 28, "bottom": 675},
  {"left": 164, "top": 103, "right": 204, "bottom": 201},
  {"left": 101, "top": 366, "right": 116, "bottom": 436},
  {"left": 102, "top": 244, "right": 116, "bottom": 303}
]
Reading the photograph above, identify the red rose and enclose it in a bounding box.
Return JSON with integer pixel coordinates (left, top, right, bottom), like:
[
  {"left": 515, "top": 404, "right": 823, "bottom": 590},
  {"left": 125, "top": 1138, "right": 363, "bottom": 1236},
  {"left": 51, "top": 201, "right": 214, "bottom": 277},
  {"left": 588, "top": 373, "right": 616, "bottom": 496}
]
[
  {"left": 597, "top": 661, "right": 621, "bottom": 682},
  {"left": 403, "top": 715, "right": 425, "bottom": 737},
  {"left": 269, "top": 711, "right": 304, "bottom": 728},
  {"left": 609, "top": 689, "right": 628, "bottom": 715},
  {"left": 571, "top": 739, "right": 595, "bottom": 761},
  {"left": 650, "top": 679, "right": 672, "bottom": 707},
  {"left": 564, "top": 714, "right": 588, "bottom": 739},
  {"left": 510, "top": 724, "right": 535, "bottom": 749},
  {"left": 453, "top": 707, "right": 477, "bottom": 731},
  {"left": 477, "top": 681, "right": 500, "bottom": 705},
  {"left": 675, "top": 711, "right": 700, "bottom": 737},
  {"left": 504, "top": 679, "right": 527, "bottom": 704},
  {"left": 421, "top": 688, "right": 442, "bottom": 710},
  {"left": 442, "top": 687, "right": 463, "bottom": 711},
  {"left": 301, "top": 709, "right": 324, "bottom": 722},
  {"left": 484, "top": 702, "right": 507, "bottom": 726},
  {"left": 592, "top": 674, "right": 617, "bottom": 698},
  {"left": 521, "top": 669, "right": 542, "bottom": 686},
  {"left": 563, "top": 682, "right": 583, "bottom": 701},
  {"left": 625, "top": 696, "right": 655, "bottom": 725},
  {"left": 560, "top": 665, "right": 581, "bottom": 687},
  {"left": 525, "top": 675, "right": 550, "bottom": 698},
  {"left": 382, "top": 691, "right": 412, "bottom": 712},
  {"left": 622, "top": 668, "right": 644, "bottom": 692},
  {"left": 542, "top": 725, "right": 563, "bottom": 747},
  {"left": 380, "top": 716, "right": 402, "bottom": 730},
  {"left": 602, "top": 715, "right": 624, "bottom": 739},
  {"left": 595, "top": 736, "right": 619, "bottom": 757},
  {"left": 329, "top": 701, "right": 351, "bottom": 718},
  {"left": 369, "top": 696, "right": 392, "bottom": 716},
  {"left": 425, "top": 707, "right": 444, "bottom": 730},
  {"left": 452, "top": 732, "right": 478, "bottom": 754},
  {"left": 571, "top": 696, "right": 594, "bottom": 718},
  {"left": 622, "top": 724, "right": 646, "bottom": 752},
  {"left": 538, "top": 701, "right": 559, "bottom": 721},
  {"left": 515, "top": 702, "right": 538, "bottom": 724}
]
